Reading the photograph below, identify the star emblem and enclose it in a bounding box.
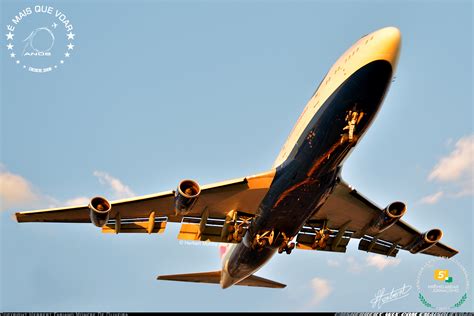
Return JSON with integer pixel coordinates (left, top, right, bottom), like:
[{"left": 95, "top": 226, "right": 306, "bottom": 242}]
[
  {"left": 6, "top": 43, "right": 13, "bottom": 50},
  {"left": 67, "top": 43, "right": 75, "bottom": 50},
  {"left": 10, "top": 52, "right": 15, "bottom": 58},
  {"left": 6, "top": 32, "right": 14, "bottom": 40},
  {"left": 65, "top": 52, "right": 70, "bottom": 58},
  {"left": 66, "top": 32, "right": 75, "bottom": 40}
]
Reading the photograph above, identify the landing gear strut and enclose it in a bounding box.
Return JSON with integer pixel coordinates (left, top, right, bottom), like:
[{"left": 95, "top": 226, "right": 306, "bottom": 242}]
[
  {"left": 310, "top": 224, "right": 331, "bottom": 250},
  {"left": 223, "top": 211, "right": 251, "bottom": 243},
  {"left": 341, "top": 109, "right": 364, "bottom": 144},
  {"left": 227, "top": 223, "right": 245, "bottom": 243},
  {"left": 251, "top": 230, "right": 275, "bottom": 252},
  {"left": 277, "top": 232, "right": 296, "bottom": 255}
]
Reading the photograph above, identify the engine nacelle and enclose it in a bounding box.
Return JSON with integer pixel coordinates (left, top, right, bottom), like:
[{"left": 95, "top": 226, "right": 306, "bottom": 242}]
[
  {"left": 408, "top": 228, "right": 443, "bottom": 254},
  {"left": 89, "top": 196, "right": 112, "bottom": 227},
  {"left": 174, "top": 179, "right": 201, "bottom": 215},
  {"left": 368, "top": 201, "right": 406, "bottom": 234}
]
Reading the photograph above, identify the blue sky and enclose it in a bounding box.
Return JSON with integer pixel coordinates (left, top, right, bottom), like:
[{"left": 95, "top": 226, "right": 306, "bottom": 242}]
[{"left": 1, "top": 0, "right": 472, "bottom": 312}]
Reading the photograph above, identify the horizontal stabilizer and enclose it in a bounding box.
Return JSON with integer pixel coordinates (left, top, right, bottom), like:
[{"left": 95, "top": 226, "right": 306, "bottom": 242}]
[
  {"left": 237, "top": 274, "right": 286, "bottom": 288},
  {"left": 157, "top": 271, "right": 286, "bottom": 288}
]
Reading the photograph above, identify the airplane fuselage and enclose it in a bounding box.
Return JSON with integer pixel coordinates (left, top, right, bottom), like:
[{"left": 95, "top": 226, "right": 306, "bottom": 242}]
[{"left": 220, "top": 27, "right": 401, "bottom": 289}]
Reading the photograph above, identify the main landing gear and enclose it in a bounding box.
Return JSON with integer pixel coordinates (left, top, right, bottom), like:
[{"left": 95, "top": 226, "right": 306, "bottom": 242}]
[
  {"left": 223, "top": 211, "right": 251, "bottom": 243},
  {"left": 251, "top": 230, "right": 296, "bottom": 254},
  {"left": 227, "top": 222, "right": 245, "bottom": 242},
  {"left": 251, "top": 230, "right": 275, "bottom": 252},
  {"left": 310, "top": 225, "right": 331, "bottom": 250},
  {"left": 277, "top": 232, "right": 296, "bottom": 255}
]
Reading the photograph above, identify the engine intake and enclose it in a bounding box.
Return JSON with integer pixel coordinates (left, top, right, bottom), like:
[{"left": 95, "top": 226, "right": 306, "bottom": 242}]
[
  {"left": 408, "top": 228, "right": 443, "bottom": 254},
  {"left": 175, "top": 179, "right": 201, "bottom": 215},
  {"left": 368, "top": 201, "right": 406, "bottom": 234},
  {"left": 89, "top": 196, "right": 112, "bottom": 227}
]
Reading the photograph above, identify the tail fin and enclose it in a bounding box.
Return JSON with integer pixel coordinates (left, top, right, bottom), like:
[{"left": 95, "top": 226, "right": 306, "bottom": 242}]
[{"left": 157, "top": 271, "right": 286, "bottom": 289}]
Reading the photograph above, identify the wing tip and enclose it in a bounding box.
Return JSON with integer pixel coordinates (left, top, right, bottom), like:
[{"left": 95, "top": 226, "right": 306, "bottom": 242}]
[{"left": 12, "top": 212, "right": 21, "bottom": 223}]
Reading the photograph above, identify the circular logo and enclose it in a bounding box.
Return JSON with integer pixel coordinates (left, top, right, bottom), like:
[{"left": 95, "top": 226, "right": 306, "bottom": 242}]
[
  {"left": 4, "top": 5, "right": 75, "bottom": 73},
  {"left": 416, "top": 257, "right": 469, "bottom": 310}
]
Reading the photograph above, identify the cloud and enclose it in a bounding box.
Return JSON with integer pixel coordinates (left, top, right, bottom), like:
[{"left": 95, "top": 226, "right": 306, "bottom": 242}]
[
  {"left": 428, "top": 135, "right": 474, "bottom": 197},
  {"left": 428, "top": 135, "right": 473, "bottom": 182},
  {"left": 365, "top": 255, "right": 401, "bottom": 270},
  {"left": 0, "top": 165, "right": 135, "bottom": 212},
  {"left": 93, "top": 171, "right": 135, "bottom": 199},
  {"left": 326, "top": 258, "right": 341, "bottom": 267},
  {"left": 65, "top": 196, "right": 90, "bottom": 206},
  {"left": 327, "top": 255, "right": 401, "bottom": 274},
  {"left": 310, "top": 278, "right": 332, "bottom": 306},
  {"left": 346, "top": 256, "right": 364, "bottom": 273},
  {"left": 0, "top": 166, "right": 42, "bottom": 210},
  {"left": 422, "top": 135, "right": 474, "bottom": 202},
  {"left": 418, "top": 191, "right": 444, "bottom": 205}
]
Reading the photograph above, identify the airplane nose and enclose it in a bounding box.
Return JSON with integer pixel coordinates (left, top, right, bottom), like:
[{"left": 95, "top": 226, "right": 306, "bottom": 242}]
[{"left": 373, "top": 26, "right": 401, "bottom": 70}]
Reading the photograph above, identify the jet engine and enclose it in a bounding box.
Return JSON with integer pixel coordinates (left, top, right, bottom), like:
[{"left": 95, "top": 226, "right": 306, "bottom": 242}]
[
  {"left": 174, "top": 179, "right": 201, "bottom": 215},
  {"left": 89, "top": 196, "right": 112, "bottom": 227},
  {"left": 408, "top": 228, "right": 443, "bottom": 254},
  {"left": 368, "top": 201, "right": 406, "bottom": 234}
]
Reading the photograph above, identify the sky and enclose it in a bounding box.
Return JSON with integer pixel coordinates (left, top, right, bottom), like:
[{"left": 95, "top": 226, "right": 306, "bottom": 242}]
[{"left": 1, "top": 0, "right": 473, "bottom": 312}]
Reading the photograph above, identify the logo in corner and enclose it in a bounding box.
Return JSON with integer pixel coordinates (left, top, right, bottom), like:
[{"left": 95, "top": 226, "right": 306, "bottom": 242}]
[
  {"left": 417, "top": 257, "right": 469, "bottom": 310},
  {"left": 5, "top": 5, "right": 75, "bottom": 73}
]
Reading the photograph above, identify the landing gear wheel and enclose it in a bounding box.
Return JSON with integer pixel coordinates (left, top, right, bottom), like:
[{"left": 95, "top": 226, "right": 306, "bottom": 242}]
[
  {"left": 319, "top": 240, "right": 327, "bottom": 249},
  {"left": 285, "top": 247, "right": 292, "bottom": 255},
  {"left": 278, "top": 247, "right": 284, "bottom": 254}
]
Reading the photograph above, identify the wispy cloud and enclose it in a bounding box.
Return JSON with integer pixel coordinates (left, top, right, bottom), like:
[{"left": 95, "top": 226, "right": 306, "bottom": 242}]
[
  {"left": 0, "top": 165, "right": 43, "bottom": 210},
  {"left": 326, "top": 258, "right": 341, "bottom": 267},
  {"left": 93, "top": 171, "right": 135, "bottom": 199},
  {"left": 310, "top": 278, "right": 333, "bottom": 306},
  {"left": 421, "top": 135, "right": 474, "bottom": 204},
  {"left": 327, "top": 255, "right": 401, "bottom": 272},
  {"left": 418, "top": 191, "right": 444, "bottom": 205},
  {"left": 346, "top": 256, "right": 364, "bottom": 273},
  {"left": 0, "top": 164, "right": 135, "bottom": 211},
  {"left": 365, "top": 255, "right": 400, "bottom": 270},
  {"left": 65, "top": 196, "right": 90, "bottom": 206},
  {"left": 428, "top": 135, "right": 473, "bottom": 182}
]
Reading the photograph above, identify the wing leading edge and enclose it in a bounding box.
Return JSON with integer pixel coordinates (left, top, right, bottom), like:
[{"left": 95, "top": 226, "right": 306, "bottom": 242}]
[
  {"left": 15, "top": 169, "right": 275, "bottom": 226},
  {"left": 305, "top": 179, "right": 458, "bottom": 258}
]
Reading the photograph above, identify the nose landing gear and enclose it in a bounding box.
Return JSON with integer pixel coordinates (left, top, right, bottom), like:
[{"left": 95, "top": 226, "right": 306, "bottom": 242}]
[{"left": 341, "top": 108, "right": 364, "bottom": 144}]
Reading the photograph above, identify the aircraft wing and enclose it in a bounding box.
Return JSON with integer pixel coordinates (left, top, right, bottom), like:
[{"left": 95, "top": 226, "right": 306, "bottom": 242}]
[
  {"left": 15, "top": 170, "right": 275, "bottom": 239},
  {"left": 298, "top": 179, "right": 458, "bottom": 258}
]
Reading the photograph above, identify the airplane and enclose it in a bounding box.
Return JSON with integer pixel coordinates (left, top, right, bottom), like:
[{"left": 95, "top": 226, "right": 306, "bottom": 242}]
[{"left": 15, "top": 26, "right": 458, "bottom": 289}]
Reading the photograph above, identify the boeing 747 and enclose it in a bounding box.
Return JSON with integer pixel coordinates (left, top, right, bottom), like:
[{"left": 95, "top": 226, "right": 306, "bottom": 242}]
[{"left": 15, "top": 26, "right": 458, "bottom": 289}]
